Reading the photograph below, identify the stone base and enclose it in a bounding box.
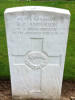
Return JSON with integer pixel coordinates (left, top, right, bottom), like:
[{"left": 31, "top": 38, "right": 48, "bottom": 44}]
[{"left": 12, "top": 95, "right": 60, "bottom": 100}]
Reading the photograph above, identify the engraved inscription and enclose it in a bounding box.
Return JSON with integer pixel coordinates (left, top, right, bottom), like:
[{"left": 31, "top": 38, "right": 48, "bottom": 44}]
[
  {"left": 25, "top": 51, "right": 48, "bottom": 70},
  {"left": 12, "top": 14, "right": 58, "bottom": 35}
]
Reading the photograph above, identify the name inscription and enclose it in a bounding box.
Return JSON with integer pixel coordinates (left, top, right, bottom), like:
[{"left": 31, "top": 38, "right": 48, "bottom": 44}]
[
  {"left": 11, "top": 14, "right": 67, "bottom": 36},
  {"left": 12, "top": 14, "right": 58, "bottom": 35}
]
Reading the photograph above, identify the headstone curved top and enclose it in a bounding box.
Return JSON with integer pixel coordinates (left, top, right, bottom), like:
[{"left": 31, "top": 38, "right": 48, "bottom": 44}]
[
  {"left": 4, "top": 6, "right": 70, "bottom": 100},
  {"left": 5, "top": 6, "right": 70, "bottom": 15}
]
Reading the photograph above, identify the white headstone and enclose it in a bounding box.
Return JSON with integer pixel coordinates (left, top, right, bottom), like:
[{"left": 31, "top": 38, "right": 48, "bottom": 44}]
[{"left": 4, "top": 6, "right": 70, "bottom": 100}]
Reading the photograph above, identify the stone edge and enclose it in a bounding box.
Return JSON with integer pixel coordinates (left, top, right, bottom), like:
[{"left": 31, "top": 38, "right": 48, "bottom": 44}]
[{"left": 4, "top": 6, "right": 70, "bottom": 16}]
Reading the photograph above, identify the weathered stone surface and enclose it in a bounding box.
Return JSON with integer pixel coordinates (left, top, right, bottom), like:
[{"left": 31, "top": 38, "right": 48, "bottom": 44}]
[{"left": 4, "top": 6, "right": 70, "bottom": 100}]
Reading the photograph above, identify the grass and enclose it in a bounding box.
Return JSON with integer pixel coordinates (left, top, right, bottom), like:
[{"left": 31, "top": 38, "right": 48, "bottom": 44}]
[{"left": 0, "top": 0, "right": 75, "bottom": 80}]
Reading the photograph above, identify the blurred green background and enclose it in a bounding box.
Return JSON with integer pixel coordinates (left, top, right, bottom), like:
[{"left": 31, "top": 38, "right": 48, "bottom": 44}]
[{"left": 0, "top": 0, "right": 75, "bottom": 80}]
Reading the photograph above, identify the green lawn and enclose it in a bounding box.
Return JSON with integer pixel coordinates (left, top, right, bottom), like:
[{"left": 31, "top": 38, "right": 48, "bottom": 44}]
[{"left": 0, "top": 0, "right": 75, "bottom": 80}]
